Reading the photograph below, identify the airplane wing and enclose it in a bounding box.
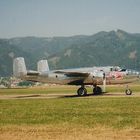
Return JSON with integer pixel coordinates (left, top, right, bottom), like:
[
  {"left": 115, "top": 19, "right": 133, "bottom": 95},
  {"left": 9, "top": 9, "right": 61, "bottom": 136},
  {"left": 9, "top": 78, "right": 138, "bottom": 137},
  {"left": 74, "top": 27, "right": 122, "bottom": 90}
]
[{"left": 54, "top": 70, "right": 90, "bottom": 77}]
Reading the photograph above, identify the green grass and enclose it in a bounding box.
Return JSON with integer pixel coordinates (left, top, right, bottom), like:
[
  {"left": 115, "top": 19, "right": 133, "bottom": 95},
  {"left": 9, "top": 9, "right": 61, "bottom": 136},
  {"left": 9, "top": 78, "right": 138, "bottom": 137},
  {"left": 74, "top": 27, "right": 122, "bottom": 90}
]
[
  {"left": 0, "top": 97, "right": 140, "bottom": 129},
  {"left": 0, "top": 85, "right": 140, "bottom": 129},
  {"left": 106, "top": 85, "right": 140, "bottom": 93}
]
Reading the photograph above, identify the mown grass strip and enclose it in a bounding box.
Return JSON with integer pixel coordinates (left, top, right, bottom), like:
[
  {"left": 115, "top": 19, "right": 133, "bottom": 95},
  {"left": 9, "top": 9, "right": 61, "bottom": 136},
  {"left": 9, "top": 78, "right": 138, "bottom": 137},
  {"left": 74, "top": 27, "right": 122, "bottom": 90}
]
[{"left": 0, "top": 97, "right": 140, "bottom": 129}]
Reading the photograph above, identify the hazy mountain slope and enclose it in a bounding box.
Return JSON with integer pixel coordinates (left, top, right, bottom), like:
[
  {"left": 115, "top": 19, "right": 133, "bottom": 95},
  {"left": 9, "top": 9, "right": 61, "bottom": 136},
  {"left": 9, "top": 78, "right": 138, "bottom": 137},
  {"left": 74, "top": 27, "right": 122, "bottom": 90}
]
[
  {"left": 0, "top": 39, "right": 36, "bottom": 76},
  {"left": 0, "top": 29, "right": 140, "bottom": 76},
  {"left": 48, "top": 30, "right": 140, "bottom": 70},
  {"left": 9, "top": 35, "right": 90, "bottom": 59}
]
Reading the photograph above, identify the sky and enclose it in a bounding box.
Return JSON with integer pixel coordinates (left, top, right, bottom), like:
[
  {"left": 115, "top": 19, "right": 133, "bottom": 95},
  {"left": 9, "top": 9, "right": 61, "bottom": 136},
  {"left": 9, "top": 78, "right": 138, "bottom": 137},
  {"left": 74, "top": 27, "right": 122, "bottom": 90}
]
[{"left": 0, "top": 0, "right": 140, "bottom": 38}]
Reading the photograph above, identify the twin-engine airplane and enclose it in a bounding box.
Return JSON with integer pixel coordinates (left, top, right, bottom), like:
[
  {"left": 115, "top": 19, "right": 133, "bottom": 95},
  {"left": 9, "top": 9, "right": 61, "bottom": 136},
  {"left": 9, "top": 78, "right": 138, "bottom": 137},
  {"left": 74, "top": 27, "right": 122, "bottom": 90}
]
[{"left": 13, "top": 57, "right": 140, "bottom": 96}]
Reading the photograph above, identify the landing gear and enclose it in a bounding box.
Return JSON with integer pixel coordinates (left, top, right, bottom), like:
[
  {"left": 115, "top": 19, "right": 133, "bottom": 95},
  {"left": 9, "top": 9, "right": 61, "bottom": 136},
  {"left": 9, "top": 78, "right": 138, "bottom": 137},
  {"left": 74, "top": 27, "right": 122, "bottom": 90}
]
[
  {"left": 77, "top": 85, "right": 103, "bottom": 96},
  {"left": 77, "top": 86, "right": 87, "bottom": 96},
  {"left": 125, "top": 89, "right": 132, "bottom": 95},
  {"left": 93, "top": 85, "right": 102, "bottom": 95},
  {"left": 125, "top": 85, "right": 132, "bottom": 95}
]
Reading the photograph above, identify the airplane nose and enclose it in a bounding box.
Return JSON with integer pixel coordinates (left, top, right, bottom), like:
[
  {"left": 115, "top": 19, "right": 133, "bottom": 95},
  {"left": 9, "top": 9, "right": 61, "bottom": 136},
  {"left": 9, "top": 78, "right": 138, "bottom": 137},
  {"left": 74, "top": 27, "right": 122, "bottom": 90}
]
[
  {"left": 89, "top": 72, "right": 95, "bottom": 79},
  {"left": 89, "top": 71, "right": 105, "bottom": 80}
]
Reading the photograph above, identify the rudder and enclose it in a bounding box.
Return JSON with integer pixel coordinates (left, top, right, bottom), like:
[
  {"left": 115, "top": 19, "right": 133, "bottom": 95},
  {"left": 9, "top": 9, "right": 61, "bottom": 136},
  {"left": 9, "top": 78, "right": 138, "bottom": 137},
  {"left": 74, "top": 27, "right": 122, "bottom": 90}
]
[
  {"left": 13, "top": 57, "right": 27, "bottom": 77},
  {"left": 37, "top": 60, "right": 49, "bottom": 73}
]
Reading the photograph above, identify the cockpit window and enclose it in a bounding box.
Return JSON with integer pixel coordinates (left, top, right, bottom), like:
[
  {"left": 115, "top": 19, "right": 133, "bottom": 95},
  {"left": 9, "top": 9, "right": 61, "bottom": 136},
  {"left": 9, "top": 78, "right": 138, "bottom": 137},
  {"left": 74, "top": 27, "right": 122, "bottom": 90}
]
[
  {"left": 110, "top": 68, "right": 113, "bottom": 71},
  {"left": 120, "top": 69, "right": 126, "bottom": 72},
  {"left": 110, "top": 67, "right": 121, "bottom": 71}
]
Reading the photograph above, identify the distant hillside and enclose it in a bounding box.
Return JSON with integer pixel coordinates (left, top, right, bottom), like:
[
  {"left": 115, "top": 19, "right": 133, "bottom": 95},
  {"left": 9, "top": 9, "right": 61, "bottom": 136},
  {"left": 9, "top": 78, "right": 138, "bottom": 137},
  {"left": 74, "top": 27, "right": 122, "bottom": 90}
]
[
  {"left": 0, "top": 39, "right": 32, "bottom": 76},
  {"left": 0, "top": 29, "right": 140, "bottom": 76},
  {"left": 9, "top": 35, "right": 89, "bottom": 59},
  {"left": 49, "top": 30, "right": 140, "bottom": 70}
]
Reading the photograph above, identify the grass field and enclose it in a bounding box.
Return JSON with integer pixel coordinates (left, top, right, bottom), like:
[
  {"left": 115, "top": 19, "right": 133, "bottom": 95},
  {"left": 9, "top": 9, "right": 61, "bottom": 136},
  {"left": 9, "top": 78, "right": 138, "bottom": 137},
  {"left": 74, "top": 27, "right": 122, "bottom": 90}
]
[{"left": 0, "top": 85, "right": 140, "bottom": 139}]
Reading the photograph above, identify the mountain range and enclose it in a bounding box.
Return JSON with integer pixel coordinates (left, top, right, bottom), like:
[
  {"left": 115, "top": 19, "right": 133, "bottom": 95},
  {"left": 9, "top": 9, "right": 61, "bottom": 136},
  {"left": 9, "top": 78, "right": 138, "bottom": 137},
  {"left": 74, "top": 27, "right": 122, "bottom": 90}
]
[{"left": 0, "top": 29, "right": 140, "bottom": 76}]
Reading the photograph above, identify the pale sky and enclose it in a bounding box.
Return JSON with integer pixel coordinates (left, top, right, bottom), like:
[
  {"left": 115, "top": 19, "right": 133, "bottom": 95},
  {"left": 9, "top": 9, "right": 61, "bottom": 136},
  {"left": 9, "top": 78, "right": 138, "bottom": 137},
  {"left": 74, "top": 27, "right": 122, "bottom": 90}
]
[{"left": 0, "top": 0, "right": 140, "bottom": 38}]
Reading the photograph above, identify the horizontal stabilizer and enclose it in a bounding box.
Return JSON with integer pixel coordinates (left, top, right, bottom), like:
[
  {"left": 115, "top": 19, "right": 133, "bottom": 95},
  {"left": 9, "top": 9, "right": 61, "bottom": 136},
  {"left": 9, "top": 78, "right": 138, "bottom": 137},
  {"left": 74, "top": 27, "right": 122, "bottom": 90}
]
[{"left": 27, "top": 70, "right": 39, "bottom": 76}]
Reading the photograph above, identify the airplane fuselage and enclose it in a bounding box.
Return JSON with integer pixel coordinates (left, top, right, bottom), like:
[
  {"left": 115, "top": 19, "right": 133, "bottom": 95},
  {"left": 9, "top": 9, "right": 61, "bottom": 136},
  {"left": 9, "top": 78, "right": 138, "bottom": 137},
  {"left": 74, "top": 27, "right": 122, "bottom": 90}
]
[{"left": 22, "top": 68, "right": 140, "bottom": 86}]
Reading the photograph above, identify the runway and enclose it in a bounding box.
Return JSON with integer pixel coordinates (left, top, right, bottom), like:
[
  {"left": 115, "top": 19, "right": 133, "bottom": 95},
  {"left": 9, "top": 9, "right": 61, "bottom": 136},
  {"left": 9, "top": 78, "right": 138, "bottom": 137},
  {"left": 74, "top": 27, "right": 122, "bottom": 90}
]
[{"left": 0, "top": 92, "right": 140, "bottom": 100}]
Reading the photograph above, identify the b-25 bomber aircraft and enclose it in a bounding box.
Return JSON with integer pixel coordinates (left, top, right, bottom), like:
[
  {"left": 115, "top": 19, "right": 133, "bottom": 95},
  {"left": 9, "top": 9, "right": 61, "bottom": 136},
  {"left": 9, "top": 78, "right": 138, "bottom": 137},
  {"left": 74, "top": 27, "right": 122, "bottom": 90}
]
[{"left": 13, "top": 57, "right": 140, "bottom": 96}]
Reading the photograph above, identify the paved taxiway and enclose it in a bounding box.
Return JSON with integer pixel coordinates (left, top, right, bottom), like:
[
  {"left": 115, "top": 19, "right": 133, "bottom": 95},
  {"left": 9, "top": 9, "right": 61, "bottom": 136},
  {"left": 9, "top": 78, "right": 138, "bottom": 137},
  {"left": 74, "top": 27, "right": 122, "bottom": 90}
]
[{"left": 0, "top": 93, "right": 140, "bottom": 99}]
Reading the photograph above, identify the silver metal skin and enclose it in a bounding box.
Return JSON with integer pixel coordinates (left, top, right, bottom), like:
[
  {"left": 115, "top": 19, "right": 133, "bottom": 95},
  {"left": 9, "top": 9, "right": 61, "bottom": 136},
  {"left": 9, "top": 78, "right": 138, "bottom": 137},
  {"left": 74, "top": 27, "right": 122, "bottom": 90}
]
[{"left": 13, "top": 57, "right": 140, "bottom": 96}]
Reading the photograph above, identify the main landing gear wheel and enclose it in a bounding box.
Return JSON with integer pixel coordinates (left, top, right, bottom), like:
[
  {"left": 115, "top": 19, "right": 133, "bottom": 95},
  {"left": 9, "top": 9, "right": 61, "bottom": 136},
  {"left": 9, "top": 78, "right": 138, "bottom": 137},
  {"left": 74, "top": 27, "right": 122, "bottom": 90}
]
[
  {"left": 93, "top": 86, "right": 102, "bottom": 95},
  {"left": 125, "top": 89, "right": 132, "bottom": 95},
  {"left": 77, "top": 87, "right": 87, "bottom": 96}
]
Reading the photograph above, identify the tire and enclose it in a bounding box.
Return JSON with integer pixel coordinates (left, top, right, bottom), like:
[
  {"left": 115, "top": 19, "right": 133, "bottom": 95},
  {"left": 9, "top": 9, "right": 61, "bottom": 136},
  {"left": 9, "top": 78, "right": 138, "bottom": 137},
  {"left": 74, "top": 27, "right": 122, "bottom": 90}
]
[
  {"left": 93, "top": 86, "right": 102, "bottom": 95},
  {"left": 125, "top": 89, "right": 132, "bottom": 95},
  {"left": 77, "top": 87, "right": 87, "bottom": 96}
]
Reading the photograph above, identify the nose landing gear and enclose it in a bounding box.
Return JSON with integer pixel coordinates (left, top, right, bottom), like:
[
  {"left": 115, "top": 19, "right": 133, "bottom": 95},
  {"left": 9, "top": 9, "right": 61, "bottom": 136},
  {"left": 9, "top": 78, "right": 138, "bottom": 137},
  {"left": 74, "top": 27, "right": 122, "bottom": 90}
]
[{"left": 125, "top": 85, "right": 132, "bottom": 95}]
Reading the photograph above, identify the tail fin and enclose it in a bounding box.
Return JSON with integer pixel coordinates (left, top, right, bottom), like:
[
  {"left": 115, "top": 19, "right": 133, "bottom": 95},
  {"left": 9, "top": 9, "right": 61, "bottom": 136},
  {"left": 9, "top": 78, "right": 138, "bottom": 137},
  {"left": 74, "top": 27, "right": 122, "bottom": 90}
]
[
  {"left": 13, "top": 57, "right": 27, "bottom": 77},
  {"left": 37, "top": 60, "right": 49, "bottom": 73}
]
